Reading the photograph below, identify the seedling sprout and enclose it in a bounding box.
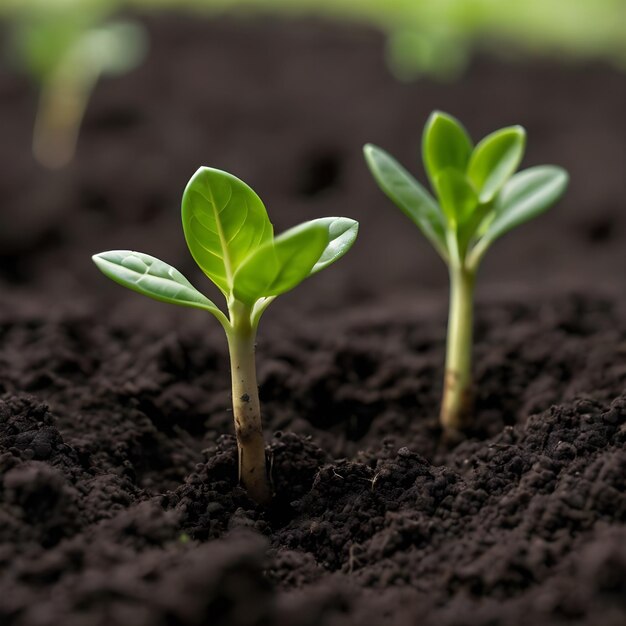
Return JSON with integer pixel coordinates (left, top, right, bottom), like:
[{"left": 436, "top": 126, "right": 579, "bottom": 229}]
[
  {"left": 93, "top": 167, "right": 358, "bottom": 503},
  {"left": 364, "top": 111, "right": 568, "bottom": 431},
  {"left": 9, "top": 13, "right": 146, "bottom": 168}
]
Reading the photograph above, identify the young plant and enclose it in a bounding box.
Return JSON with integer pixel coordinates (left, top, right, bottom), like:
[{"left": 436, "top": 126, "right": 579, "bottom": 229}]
[
  {"left": 364, "top": 111, "right": 568, "bottom": 432},
  {"left": 92, "top": 167, "right": 358, "bottom": 503},
  {"left": 9, "top": 13, "right": 146, "bottom": 168}
]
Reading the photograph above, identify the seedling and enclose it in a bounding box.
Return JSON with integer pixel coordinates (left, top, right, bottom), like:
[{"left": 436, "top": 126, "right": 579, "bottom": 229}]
[
  {"left": 364, "top": 112, "right": 568, "bottom": 431},
  {"left": 9, "top": 13, "right": 146, "bottom": 168},
  {"left": 93, "top": 167, "right": 358, "bottom": 503}
]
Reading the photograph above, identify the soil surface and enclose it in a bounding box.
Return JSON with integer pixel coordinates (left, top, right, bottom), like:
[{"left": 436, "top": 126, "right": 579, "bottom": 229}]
[{"left": 1, "top": 13, "right": 625, "bottom": 626}]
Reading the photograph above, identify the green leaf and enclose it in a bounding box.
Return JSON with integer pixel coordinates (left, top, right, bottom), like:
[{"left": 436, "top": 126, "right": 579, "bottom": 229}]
[
  {"left": 84, "top": 21, "right": 147, "bottom": 77},
  {"left": 233, "top": 222, "right": 329, "bottom": 302},
  {"left": 467, "top": 126, "right": 526, "bottom": 202},
  {"left": 434, "top": 168, "right": 478, "bottom": 227},
  {"left": 92, "top": 250, "right": 222, "bottom": 315},
  {"left": 308, "top": 217, "right": 359, "bottom": 275},
  {"left": 181, "top": 167, "right": 273, "bottom": 296},
  {"left": 475, "top": 166, "right": 569, "bottom": 255},
  {"left": 11, "top": 16, "right": 89, "bottom": 81},
  {"left": 422, "top": 111, "right": 473, "bottom": 186},
  {"left": 363, "top": 143, "right": 448, "bottom": 260}
]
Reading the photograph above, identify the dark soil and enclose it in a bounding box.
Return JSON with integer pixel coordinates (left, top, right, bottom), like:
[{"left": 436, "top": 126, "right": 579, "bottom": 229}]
[{"left": 1, "top": 13, "right": 625, "bottom": 626}]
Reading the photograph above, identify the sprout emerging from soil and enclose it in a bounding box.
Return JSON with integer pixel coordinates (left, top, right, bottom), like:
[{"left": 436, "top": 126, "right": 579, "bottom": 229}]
[
  {"left": 93, "top": 167, "right": 358, "bottom": 503},
  {"left": 364, "top": 111, "right": 568, "bottom": 432},
  {"left": 10, "top": 14, "right": 146, "bottom": 168}
]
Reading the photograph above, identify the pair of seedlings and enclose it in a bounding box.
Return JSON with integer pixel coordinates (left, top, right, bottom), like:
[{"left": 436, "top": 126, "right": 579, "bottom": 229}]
[{"left": 94, "top": 111, "right": 568, "bottom": 503}]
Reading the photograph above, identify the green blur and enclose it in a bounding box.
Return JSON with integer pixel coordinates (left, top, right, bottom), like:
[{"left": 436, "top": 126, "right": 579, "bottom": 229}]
[{"left": 2, "top": 0, "right": 625, "bottom": 78}]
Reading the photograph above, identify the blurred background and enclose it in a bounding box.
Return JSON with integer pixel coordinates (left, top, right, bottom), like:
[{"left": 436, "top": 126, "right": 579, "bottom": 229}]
[{"left": 0, "top": 0, "right": 625, "bottom": 323}]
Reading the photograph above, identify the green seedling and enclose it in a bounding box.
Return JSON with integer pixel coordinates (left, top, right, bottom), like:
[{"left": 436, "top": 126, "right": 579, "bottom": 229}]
[
  {"left": 93, "top": 167, "right": 358, "bottom": 503},
  {"left": 9, "top": 13, "right": 146, "bottom": 168},
  {"left": 364, "top": 111, "right": 568, "bottom": 432}
]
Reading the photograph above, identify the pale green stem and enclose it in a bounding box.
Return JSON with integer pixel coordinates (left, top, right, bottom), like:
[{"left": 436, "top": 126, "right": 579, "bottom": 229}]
[
  {"left": 440, "top": 264, "right": 476, "bottom": 431},
  {"left": 33, "top": 60, "right": 99, "bottom": 169},
  {"left": 226, "top": 302, "right": 270, "bottom": 504}
]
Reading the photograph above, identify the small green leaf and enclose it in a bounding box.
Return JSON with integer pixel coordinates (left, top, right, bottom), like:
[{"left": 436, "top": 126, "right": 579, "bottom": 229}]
[
  {"left": 467, "top": 126, "right": 526, "bottom": 202},
  {"left": 364, "top": 143, "right": 448, "bottom": 260},
  {"left": 181, "top": 167, "right": 273, "bottom": 296},
  {"left": 434, "top": 168, "right": 478, "bottom": 227},
  {"left": 476, "top": 166, "right": 569, "bottom": 255},
  {"left": 233, "top": 222, "right": 329, "bottom": 302},
  {"left": 308, "top": 217, "right": 359, "bottom": 275},
  {"left": 422, "top": 111, "right": 473, "bottom": 186},
  {"left": 85, "top": 21, "right": 147, "bottom": 77},
  {"left": 92, "top": 250, "right": 222, "bottom": 315}
]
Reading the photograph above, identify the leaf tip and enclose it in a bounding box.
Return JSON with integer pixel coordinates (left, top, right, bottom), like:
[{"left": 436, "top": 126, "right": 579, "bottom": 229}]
[
  {"left": 423, "top": 110, "right": 442, "bottom": 137},
  {"left": 424, "top": 110, "right": 461, "bottom": 131},
  {"left": 185, "top": 165, "right": 228, "bottom": 191},
  {"left": 426, "top": 109, "right": 445, "bottom": 123},
  {"left": 363, "top": 144, "right": 386, "bottom": 177},
  {"left": 92, "top": 251, "right": 108, "bottom": 268},
  {"left": 193, "top": 164, "right": 212, "bottom": 175},
  {"left": 508, "top": 125, "right": 527, "bottom": 144},
  {"left": 338, "top": 217, "right": 359, "bottom": 239},
  {"left": 551, "top": 165, "right": 570, "bottom": 193},
  {"left": 553, "top": 165, "right": 569, "bottom": 181},
  {"left": 363, "top": 143, "right": 379, "bottom": 163}
]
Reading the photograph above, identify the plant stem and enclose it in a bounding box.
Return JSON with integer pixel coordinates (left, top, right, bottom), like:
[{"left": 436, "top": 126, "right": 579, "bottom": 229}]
[
  {"left": 226, "top": 306, "right": 270, "bottom": 504},
  {"left": 33, "top": 68, "right": 97, "bottom": 169},
  {"left": 440, "top": 265, "right": 475, "bottom": 431}
]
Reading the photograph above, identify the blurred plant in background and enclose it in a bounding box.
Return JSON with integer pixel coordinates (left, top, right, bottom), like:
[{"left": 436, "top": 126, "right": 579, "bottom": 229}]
[
  {"left": 3, "top": 0, "right": 626, "bottom": 80},
  {"left": 187, "top": 0, "right": 626, "bottom": 79},
  {"left": 1, "top": 0, "right": 625, "bottom": 165},
  {"left": 4, "top": 0, "right": 147, "bottom": 168}
]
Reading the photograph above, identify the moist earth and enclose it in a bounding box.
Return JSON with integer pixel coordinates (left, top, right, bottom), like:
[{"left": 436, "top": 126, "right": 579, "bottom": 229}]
[{"left": 0, "top": 14, "right": 625, "bottom": 626}]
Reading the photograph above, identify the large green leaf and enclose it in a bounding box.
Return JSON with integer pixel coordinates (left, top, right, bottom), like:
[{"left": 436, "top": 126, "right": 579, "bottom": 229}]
[
  {"left": 422, "top": 111, "right": 473, "bottom": 186},
  {"left": 469, "top": 165, "right": 569, "bottom": 264},
  {"left": 363, "top": 143, "right": 448, "bottom": 260},
  {"left": 434, "top": 168, "right": 478, "bottom": 227},
  {"left": 467, "top": 126, "right": 526, "bottom": 203},
  {"left": 92, "top": 250, "right": 222, "bottom": 315},
  {"left": 233, "top": 222, "right": 329, "bottom": 302},
  {"left": 308, "top": 217, "right": 359, "bottom": 275},
  {"left": 181, "top": 167, "right": 273, "bottom": 296}
]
